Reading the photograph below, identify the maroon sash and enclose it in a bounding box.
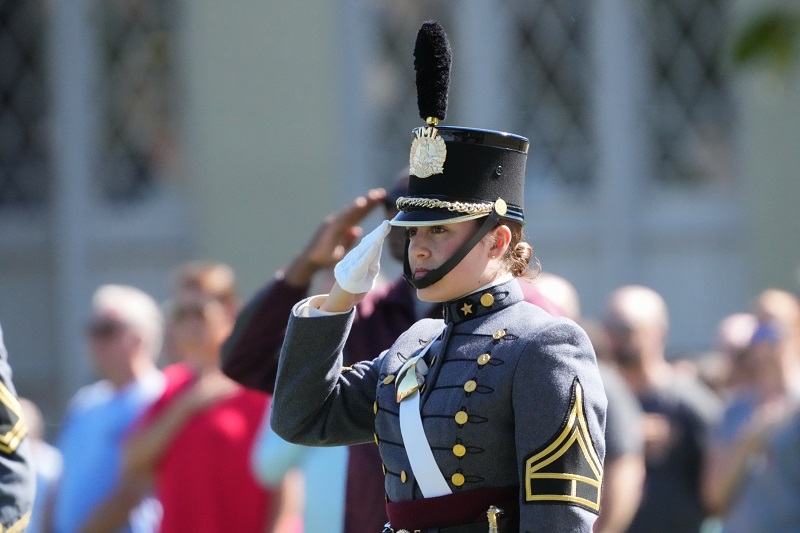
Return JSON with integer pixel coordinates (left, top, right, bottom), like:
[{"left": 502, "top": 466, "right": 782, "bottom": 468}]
[{"left": 386, "top": 486, "right": 518, "bottom": 530}]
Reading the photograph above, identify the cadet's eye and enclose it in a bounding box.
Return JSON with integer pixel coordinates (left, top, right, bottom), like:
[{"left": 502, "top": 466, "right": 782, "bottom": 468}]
[
  {"left": 431, "top": 225, "right": 447, "bottom": 234},
  {"left": 406, "top": 228, "right": 418, "bottom": 238}
]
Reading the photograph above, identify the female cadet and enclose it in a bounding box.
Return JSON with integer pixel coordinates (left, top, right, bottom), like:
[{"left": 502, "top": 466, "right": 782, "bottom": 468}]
[{"left": 270, "top": 21, "right": 607, "bottom": 533}]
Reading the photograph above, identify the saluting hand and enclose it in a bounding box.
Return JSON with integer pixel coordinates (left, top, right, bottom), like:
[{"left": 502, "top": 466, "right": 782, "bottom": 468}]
[
  {"left": 334, "top": 220, "right": 391, "bottom": 294},
  {"left": 319, "top": 220, "right": 391, "bottom": 313},
  {"left": 284, "top": 188, "right": 387, "bottom": 287}
]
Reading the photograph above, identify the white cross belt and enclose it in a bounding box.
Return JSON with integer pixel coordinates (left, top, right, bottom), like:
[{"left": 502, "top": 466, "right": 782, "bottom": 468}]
[{"left": 396, "top": 331, "right": 452, "bottom": 498}]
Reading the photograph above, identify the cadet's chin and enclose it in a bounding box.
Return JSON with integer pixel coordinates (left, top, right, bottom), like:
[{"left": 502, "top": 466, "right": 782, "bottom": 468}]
[{"left": 416, "top": 286, "right": 443, "bottom": 303}]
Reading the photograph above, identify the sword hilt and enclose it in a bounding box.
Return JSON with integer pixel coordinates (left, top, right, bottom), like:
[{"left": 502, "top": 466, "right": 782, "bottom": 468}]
[{"left": 487, "top": 505, "right": 504, "bottom": 533}]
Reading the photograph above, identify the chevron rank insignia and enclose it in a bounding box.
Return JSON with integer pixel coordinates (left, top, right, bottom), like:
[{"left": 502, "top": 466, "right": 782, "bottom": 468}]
[
  {"left": 0, "top": 379, "right": 27, "bottom": 455},
  {"left": 524, "top": 378, "right": 603, "bottom": 514}
]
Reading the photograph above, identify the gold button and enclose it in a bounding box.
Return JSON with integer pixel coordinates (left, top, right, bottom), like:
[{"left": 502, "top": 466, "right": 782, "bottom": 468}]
[
  {"left": 494, "top": 198, "right": 507, "bottom": 216},
  {"left": 477, "top": 353, "right": 491, "bottom": 366},
  {"left": 373, "top": 401, "right": 378, "bottom": 414},
  {"left": 480, "top": 293, "right": 495, "bottom": 307},
  {"left": 493, "top": 329, "right": 506, "bottom": 340},
  {"left": 453, "top": 444, "right": 467, "bottom": 457},
  {"left": 374, "top": 433, "right": 379, "bottom": 445},
  {"left": 455, "top": 411, "right": 469, "bottom": 425},
  {"left": 401, "top": 470, "right": 407, "bottom": 483},
  {"left": 383, "top": 375, "right": 395, "bottom": 385},
  {"left": 382, "top": 464, "right": 386, "bottom": 475},
  {"left": 464, "top": 380, "right": 477, "bottom": 393},
  {"left": 452, "top": 473, "right": 465, "bottom": 486}
]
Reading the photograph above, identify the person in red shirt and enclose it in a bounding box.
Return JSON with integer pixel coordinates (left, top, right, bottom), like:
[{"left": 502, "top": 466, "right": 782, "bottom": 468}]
[{"left": 133, "top": 358, "right": 270, "bottom": 533}]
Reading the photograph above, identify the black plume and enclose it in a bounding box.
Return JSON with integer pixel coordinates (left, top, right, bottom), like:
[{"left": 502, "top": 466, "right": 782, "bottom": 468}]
[{"left": 414, "top": 21, "right": 452, "bottom": 122}]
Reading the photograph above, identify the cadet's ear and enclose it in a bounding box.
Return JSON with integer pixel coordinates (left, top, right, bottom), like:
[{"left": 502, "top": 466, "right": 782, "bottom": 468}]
[{"left": 488, "top": 224, "right": 512, "bottom": 257}]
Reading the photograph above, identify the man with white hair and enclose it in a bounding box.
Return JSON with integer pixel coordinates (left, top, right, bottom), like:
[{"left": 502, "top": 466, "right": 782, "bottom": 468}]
[
  {"left": 603, "top": 284, "right": 721, "bottom": 533},
  {"left": 46, "top": 284, "right": 165, "bottom": 533}
]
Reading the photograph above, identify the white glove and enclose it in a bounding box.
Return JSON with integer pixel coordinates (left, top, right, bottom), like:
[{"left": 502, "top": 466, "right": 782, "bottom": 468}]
[{"left": 334, "top": 220, "right": 391, "bottom": 294}]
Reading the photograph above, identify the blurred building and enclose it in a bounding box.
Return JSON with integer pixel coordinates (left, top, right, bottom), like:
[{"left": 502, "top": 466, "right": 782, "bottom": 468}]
[{"left": 0, "top": 0, "right": 798, "bottom": 422}]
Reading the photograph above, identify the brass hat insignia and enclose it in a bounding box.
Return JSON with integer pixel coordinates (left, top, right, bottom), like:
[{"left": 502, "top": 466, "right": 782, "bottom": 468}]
[{"left": 410, "top": 126, "right": 447, "bottom": 178}]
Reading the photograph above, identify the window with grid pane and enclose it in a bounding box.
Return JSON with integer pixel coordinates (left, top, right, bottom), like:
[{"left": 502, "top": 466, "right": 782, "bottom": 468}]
[
  {"left": 0, "top": 1, "right": 48, "bottom": 208},
  {"left": 644, "top": 0, "right": 734, "bottom": 186},
  {"left": 93, "top": 0, "right": 183, "bottom": 202},
  {"left": 508, "top": 0, "right": 594, "bottom": 189}
]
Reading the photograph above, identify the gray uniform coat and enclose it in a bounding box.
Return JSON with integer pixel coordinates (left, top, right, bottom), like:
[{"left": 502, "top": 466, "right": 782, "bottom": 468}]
[
  {"left": 272, "top": 279, "right": 607, "bottom": 532},
  {"left": 0, "top": 323, "right": 35, "bottom": 531}
]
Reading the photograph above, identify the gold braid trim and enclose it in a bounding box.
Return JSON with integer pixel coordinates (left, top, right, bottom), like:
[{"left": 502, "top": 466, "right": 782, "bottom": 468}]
[
  {"left": 0, "top": 381, "right": 26, "bottom": 455},
  {"left": 396, "top": 197, "right": 494, "bottom": 215},
  {"left": 2, "top": 511, "right": 32, "bottom": 533}
]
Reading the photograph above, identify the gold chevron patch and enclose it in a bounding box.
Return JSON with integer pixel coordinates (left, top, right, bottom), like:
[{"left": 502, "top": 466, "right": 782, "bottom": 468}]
[
  {"left": 1, "top": 510, "right": 32, "bottom": 533},
  {"left": 0, "top": 380, "right": 27, "bottom": 455},
  {"left": 524, "top": 379, "right": 603, "bottom": 514}
]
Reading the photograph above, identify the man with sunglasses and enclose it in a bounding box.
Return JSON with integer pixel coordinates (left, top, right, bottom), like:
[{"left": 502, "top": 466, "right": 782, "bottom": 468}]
[{"left": 46, "top": 284, "right": 165, "bottom": 533}]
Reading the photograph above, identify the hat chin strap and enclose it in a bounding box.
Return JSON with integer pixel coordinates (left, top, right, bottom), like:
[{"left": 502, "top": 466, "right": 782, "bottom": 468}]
[{"left": 403, "top": 210, "right": 501, "bottom": 290}]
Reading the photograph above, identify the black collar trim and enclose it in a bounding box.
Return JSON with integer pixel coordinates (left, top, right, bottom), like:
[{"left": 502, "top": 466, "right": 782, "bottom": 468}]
[{"left": 443, "top": 278, "right": 522, "bottom": 326}]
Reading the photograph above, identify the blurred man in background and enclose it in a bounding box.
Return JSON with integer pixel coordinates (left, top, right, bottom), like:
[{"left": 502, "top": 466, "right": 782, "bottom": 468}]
[
  {"left": 47, "top": 284, "right": 165, "bottom": 533},
  {"left": 703, "top": 289, "right": 800, "bottom": 531},
  {"left": 603, "top": 284, "right": 721, "bottom": 533}
]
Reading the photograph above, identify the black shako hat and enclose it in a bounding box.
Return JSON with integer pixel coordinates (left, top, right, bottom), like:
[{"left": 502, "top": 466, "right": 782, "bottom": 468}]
[
  {"left": 389, "top": 21, "right": 529, "bottom": 228},
  {"left": 391, "top": 21, "right": 530, "bottom": 290}
]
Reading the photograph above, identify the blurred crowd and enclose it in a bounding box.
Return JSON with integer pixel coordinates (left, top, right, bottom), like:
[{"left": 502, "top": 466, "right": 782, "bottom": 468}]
[{"left": 4, "top": 185, "right": 800, "bottom": 533}]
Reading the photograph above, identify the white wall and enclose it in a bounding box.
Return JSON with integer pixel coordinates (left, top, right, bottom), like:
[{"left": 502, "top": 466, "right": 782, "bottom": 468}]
[{"left": 182, "top": 0, "right": 347, "bottom": 297}]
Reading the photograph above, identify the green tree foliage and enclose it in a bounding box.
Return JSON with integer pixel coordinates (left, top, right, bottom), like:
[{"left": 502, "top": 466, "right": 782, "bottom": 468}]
[{"left": 733, "top": 8, "right": 800, "bottom": 75}]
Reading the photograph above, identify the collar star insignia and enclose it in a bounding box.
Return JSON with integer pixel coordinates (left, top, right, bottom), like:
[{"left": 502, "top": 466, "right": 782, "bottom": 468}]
[{"left": 460, "top": 302, "right": 473, "bottom": 316}]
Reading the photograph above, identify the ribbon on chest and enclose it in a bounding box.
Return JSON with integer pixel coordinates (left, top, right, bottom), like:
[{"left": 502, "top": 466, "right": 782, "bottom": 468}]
[{"left": 395, "top": 345, "right": 431, "bottom": 403}]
